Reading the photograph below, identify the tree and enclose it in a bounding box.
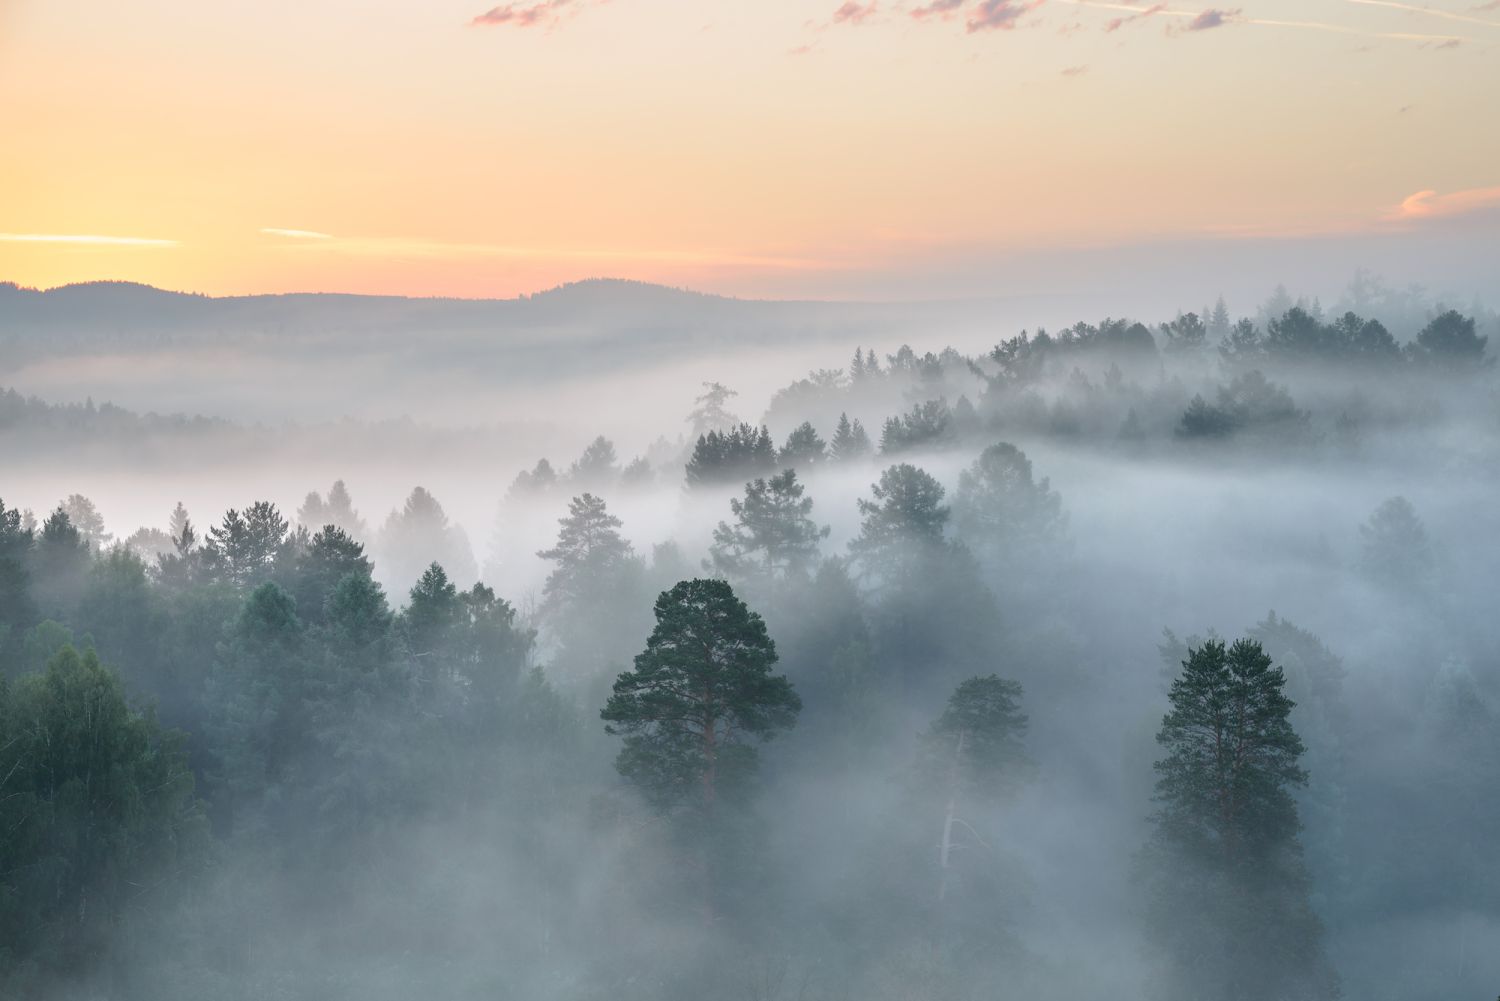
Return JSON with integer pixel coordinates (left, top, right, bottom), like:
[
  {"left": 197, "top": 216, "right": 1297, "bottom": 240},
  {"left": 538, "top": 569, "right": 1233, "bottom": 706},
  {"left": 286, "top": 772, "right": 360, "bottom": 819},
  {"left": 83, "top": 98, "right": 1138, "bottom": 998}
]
[
  {"left": 378, "top": 486, "right": 476, "bottom": 589},
  {"left": 506, "top": 458, "right": 559, "bottom": 500},
  {"left": 1160, "top": 312, "right": 1207, "bottom": 354},
  {"left": 688, "top": 381, "right": 741, "bottom": 438},
  {"left": 1357, "top": 495, "right": 1432, "bottom": 588},
  {"left": 537, "top": 493, "right": 635, "bottom": 614},
  {"left": 205, "top": 582, "right": 308, "bottom": 835},
  {"left": 921, "top": 676, "right": 1030, "bottom": 904},
  {"left": 778, "top": 421, "right": 827, "bottom": 468},
  {"left": 0, "top": 645, "right": 203, "bottom": 985},
  {"left": 567, "top": 435, "right": 621, "bottom": 490},
  {"left": 0, "top": 498, "right": 35, "bottom": 665},
  {"left": 849, "top": 464, "right": 950, "bottom": 591},
  {"left": 684, "top": 423, "right": 777, "bottom": 489},
  {"left": 202, "top": 501, "right": 292, "bottom": 588},
  {"left": 537, "top": 494, "right": 644, "bottom": 674},
  {"left": 879, "top": 399, "right": 951, "bottom": 455},
  {"left": 29, "top": 508, "right": 92, "bottom": 622},
  {"left": 60, "top": 494, "right": 111, "bottom": 550},
  {"left": 1410, "top": 309, "right": 1489, "bottom": 370},
  {"left": 292, "top": 525, "right": 372, "bottom": 625},
  {"left": 952, "top": 442, "right": 1065, "bottom": 561},
  {"left": 1217, "top": 318, "right": 1265, "bottom": 368},
  {"left": 1142, "top": 638, "right": 1338, "bottom": 1001},
  {"left": 298, "top": 480, "right": 367, "bottom": 539},
  {"left": 707, "top": 470, "right": 829, "bottom": 595},
  {"left": 154, "top": 504, "right": 201, "bottom": 591},
  {"left": 601, "top": 579, "right": 799, "bottom": 917},
  {"left": 1208, "top": 296, "right": 1232, "bottom": 341},
  {"left": 829, "top": 412, "right": 873, "bottom": 462}
]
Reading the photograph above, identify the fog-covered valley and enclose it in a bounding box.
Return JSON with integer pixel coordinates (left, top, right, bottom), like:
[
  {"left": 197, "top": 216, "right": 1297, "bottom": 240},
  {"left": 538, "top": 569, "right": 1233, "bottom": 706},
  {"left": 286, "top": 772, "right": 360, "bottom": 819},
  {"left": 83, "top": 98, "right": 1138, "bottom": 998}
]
[{"left": 2, "top": 277, "right": 1497, "bottom": 1001}]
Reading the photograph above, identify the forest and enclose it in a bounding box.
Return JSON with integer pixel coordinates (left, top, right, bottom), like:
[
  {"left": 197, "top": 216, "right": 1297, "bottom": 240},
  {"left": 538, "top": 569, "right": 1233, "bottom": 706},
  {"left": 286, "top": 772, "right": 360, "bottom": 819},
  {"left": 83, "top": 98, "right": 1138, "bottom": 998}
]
[{"left": 1, "top": 287, "right": 1497, "bottom": 1001}]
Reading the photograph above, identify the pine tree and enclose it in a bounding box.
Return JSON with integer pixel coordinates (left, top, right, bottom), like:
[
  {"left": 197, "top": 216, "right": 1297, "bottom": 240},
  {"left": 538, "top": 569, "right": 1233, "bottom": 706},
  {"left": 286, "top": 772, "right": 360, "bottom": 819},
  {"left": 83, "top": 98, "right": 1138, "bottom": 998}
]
[
  {"left": 1357, "top": 496, "right": 1432, "bottom": 588},
  {"left": 922, "top": 675, "right": 1030, "bottom": 905},
  {"left": 849, "top": 464, "right": 950, "bottom": 591},
  {"left": 707, "top": 469, "right": 829, "bottom": 594},
  {"left": 567, "top": 435, "right": 621, "bottom": 490},
  {"left": 1142, "top": 638, "right": 1339, "bottom": 1001},
  {"left": 537, "top": 494, "right": 635, "bottom": 614},
  {"left": 202, "top": 501, "right": 291, "bottom": 588},
  {"left": 537, "top": 494, "right": 644, "bottom": 674},
  {"left": 688, "top": 381, "right": 741, "bottom": 438},
  {"left": 601, "top": 579, "right": 799, "bottom": 919},
  {"left": 952, "top": 442, "right": 1066, "bottom": 561}
]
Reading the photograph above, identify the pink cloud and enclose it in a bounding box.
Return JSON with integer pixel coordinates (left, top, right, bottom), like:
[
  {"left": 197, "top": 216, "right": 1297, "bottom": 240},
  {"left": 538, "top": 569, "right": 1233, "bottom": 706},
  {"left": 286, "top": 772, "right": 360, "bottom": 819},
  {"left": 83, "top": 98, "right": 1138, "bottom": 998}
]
[
  {"left": 832, "top": 1, "right": 879, "bottom": 24},
  {"left": 1184, "top": 8, "right": 1239, "bottom": 31},
  {"left": 1387, "top": 185, "right": 1500, "bottom": 221},
  {"left": 966, "top": 0, "right": 1044, "bottom": 32},
  {"left": 470, "top": 0, "right": 579, "bottom": 28},
  {"left": 910, "top": 0, "right": 967, "bottom": 19}
]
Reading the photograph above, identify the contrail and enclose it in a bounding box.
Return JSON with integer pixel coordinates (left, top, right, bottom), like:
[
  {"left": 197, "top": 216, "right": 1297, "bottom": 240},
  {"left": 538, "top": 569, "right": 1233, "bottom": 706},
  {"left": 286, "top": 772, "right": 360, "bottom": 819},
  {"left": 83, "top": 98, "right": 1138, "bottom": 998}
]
[
  {"left": 0, "top": 233, "right": 178, "bottom": 247},
  {"left": 1052, "top": 0, "right": 1472, "bottom": 42},
  {"left": 1335, "top": 0, "right": 1500, "bottom": 30}
]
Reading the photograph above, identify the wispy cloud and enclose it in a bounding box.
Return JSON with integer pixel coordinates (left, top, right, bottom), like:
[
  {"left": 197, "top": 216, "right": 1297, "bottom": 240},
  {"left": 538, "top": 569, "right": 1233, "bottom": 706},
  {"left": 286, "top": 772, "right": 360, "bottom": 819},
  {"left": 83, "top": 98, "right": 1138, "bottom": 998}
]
[
  {"left": 967, "top": 0, "right": 1045, "bottom": 30},
  {"left": 910, "top": 0, "right": 968, "bottom": 19},
  {"left": 1184, "top": 7, "right": 1240, "bottom": 29},
  {"left": 1061, "top": 63, "right": 1090, "bottom": 73},
  {"left": 1386, "top": 185, "right": 1500, "bottom": 220},
  {"left": 470, "top": 0, "right": 582, "bottom": 29},
  {"left": 263, "top": 232, "right": 832, "bottom": 271},
  {"left": 0, "top": 233, "right": 178, "bottom": 247},
  {"left": 261, "top": 228, "right": 333, "bottom": 240},
  {"left": 832, "top": 1, "right": 879, "bottom": 24}
]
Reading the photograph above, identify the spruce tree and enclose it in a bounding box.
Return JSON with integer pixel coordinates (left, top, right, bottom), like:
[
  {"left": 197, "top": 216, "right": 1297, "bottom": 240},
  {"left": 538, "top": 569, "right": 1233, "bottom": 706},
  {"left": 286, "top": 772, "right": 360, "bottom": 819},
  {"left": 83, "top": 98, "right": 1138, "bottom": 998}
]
[{"left": 1143, "top": 638, "right": 1339, "bottom": 1001}]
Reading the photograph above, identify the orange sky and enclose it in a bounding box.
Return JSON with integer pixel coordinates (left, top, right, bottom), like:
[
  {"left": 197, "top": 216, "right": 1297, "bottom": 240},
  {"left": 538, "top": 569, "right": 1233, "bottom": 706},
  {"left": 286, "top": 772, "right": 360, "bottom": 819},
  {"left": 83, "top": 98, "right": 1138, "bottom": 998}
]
[{"left": 2, "top": 0, "right": 1497, "bottom": 299}]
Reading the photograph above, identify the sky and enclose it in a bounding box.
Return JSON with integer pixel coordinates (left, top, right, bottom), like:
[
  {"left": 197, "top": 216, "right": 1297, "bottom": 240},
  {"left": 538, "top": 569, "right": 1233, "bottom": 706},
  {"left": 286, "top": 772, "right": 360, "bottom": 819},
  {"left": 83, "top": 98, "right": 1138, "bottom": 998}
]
[{"left": 2, "top": 0, "right": 1498, "bottom": 301}]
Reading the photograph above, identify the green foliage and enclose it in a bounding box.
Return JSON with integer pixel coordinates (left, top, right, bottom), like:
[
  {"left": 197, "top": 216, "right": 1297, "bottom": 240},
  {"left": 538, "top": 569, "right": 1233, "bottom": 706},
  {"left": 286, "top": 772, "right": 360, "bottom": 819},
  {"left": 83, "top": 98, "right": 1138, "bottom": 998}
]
[
  {"left": 952, "top": 442, "right": 1066, "bottom": 560},
  {"left": 1177, "top": 370, "right": 1308, "bottom": 442},
  {"left": 537, "top": 493, "right": 645, "bottom": 674},
  {"left": 828, "top": 412, "right": 872, "bottom": 462},
  {"left": 1411, "top": 309, "right": 1490, "bottom": 369},
  {"left": 849, "top": 464, "right": 950, "bottom": 590},
  {"left": 601, "top": 579, "right": 799, "bottom": 812},
  {"left": 708, "top": 470, "right": 829, "bottom": 593},
  {"left": 777, "top": 421, "right": 826, "bottom": 468},
  {"left": 684, "top": 423, "right": 777, "bottom": 489},
  {"left": 879, "top": 399, "right": 951, "bottom": 454},
  {"left": 0, "top": 645, "right": 204, "bottom": 987},
  {"left": 201, "top": 501, "right": 292, "bottom": 589},
  {"left": 1143, "top": 638, "right": 1338, "bottom": 1001},
  {"left": 921, "top": 675, "right": 1030, "bottom": 801}
]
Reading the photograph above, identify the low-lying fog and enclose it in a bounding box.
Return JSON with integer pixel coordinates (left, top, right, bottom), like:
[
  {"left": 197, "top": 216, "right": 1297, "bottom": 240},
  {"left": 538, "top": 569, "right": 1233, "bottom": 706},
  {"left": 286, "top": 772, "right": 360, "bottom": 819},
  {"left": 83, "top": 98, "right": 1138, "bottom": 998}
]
[{"left": 1, "top": 276, "right": 1496, "bottom": 1001}]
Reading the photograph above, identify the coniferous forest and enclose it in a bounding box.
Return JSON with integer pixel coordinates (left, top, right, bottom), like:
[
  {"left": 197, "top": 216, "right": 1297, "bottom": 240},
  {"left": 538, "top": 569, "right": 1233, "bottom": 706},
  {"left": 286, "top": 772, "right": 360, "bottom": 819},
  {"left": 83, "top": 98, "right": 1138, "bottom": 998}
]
[{"left": 1, "top": 283, "right": 1498, "bottom": 1001}]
